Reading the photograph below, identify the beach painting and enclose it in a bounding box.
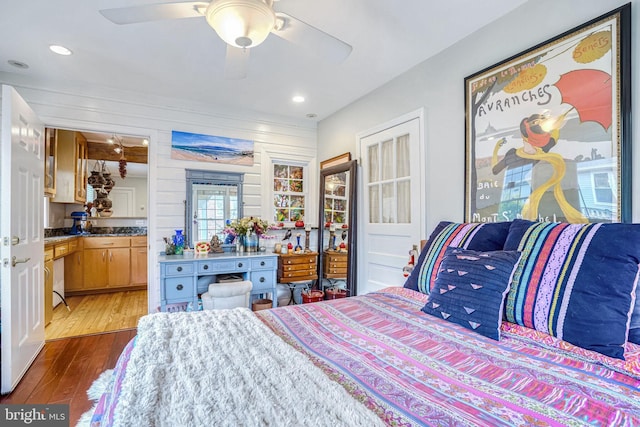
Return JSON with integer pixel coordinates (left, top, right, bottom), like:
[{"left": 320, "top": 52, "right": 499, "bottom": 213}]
[{"left": 171, "top": 130, "right": 254, "bottom": 165}]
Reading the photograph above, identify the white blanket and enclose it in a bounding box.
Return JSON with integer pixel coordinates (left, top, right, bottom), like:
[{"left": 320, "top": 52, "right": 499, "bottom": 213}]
[{"left": 113, "top": 308, "right": 384, "bottom": 427}]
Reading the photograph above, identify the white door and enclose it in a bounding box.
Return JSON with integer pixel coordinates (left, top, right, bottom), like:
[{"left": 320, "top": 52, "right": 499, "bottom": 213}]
[
  {"left": 357, "top": 111, "right": 424, "bottom": 294},
  {"left": 1, "top": 85, "right": 45, "bottom": 394},
  {"left": 110, "top": 187, "right": 135, "bottom": 217}
]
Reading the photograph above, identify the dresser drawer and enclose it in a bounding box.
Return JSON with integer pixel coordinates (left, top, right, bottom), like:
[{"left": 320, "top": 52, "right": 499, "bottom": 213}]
[
  {"left": 279, "top": 269, "right": 318, "bottom": 280},
  {"left": 165, "top": 263, "right": 194, "bottom": 276},
  {"left": 198, "top": 259, "right": 249, "bottom": 273},
  {"left": 279, "top": 255, "right": 317, "bottom": 265},
  {"left": 250, "top": 271, "right": 275, "bottom": 292},
  {"left": 251, "top": 257, "right": 276, "bottom": 270},
  {"left": 164, "top": 277, "right": 194, "bottom": 300}
]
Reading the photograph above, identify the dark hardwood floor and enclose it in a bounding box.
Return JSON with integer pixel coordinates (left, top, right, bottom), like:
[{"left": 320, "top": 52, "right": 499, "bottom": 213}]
[{"left": 0, "top": 329, "right": 136, "bottom": 426}]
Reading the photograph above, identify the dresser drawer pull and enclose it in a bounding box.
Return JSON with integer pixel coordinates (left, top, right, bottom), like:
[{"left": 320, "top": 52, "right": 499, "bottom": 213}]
[
  {"left": 259, "top": 277, "right": 265, "bottom": 283},
  {"left": 176, "top": 284, "right": 183, "bottom": 291},
  {"left": 203, "top": 265, "right": 209, "bottom": 270},
  {"left": 177, "top": 266, "right": 182, "bottom": 272},
  {"left": 260, "top": 261, "right": 265, "bottom": 266},
  {"left": 237, "top": 262, "right": 243, "bottom": 268}
]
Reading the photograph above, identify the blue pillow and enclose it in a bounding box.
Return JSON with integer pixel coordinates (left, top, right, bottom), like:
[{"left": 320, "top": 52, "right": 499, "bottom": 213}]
[
  {"left": 503, "top": 219, "right": 640, "bottom": 360},
  {"left": 404, "top": 221, "right": 512, "bottom": 294},
  {"left": 421, "top": 247, "right": 521, "bottom": 340},
  {"left": 629, "top": 328, "right": 640, "bottom": 345}
]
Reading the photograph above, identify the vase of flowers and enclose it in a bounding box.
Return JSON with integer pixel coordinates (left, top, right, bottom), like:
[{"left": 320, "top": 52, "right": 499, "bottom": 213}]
[{"left": 223, "top": 216, "right": 272, "bottom": 252}]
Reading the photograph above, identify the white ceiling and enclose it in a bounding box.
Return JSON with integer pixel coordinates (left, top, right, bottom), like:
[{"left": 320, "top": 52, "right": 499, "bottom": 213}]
[{"left": 0, "top": 0, "right": 528, "bottom": 121}]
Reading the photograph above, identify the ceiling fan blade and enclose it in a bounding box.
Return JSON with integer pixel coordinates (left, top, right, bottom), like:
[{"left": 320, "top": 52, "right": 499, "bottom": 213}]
[
  {"left": 225, "top": 45, "right": 249, "bottom": 80},
  {"left": 99, "top": 2, "right": 209, "bottom": 25},
  {"left": 272, "top": 12, "right": 352, "bottom": 63}
]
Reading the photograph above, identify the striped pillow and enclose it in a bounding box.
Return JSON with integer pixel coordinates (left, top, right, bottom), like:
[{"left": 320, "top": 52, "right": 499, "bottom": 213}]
[
  {"left": 403, "top": 221, "right": 512, "bottom": 294},
  {"left": 503, "top": 219, "right": 640, "bottom": 360}
]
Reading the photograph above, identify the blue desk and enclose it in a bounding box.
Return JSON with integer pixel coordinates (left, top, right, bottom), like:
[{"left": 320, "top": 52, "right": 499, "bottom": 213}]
[{"left": 158, "top": 252, "right": 278, "bottom": 312}]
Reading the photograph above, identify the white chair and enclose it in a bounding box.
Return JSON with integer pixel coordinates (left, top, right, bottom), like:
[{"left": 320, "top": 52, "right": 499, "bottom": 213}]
[{"left": 201, "top": 280, "right": 253, "bottom": 310}]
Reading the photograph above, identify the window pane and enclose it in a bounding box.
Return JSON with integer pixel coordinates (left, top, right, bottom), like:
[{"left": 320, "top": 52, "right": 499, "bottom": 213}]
[
  {"left": 397, "top": 180, "right": 410, "bottom": 223},
  {"left": 382, "top": 182, "right": 395, "bottom": 223},
  {"left": 397, "top": 134, "right": 410, "bottom": 178},
  {"left": 381, "top": 139, "right": 394, "bottom": 181},
  {"left": 368, "top": 145, "right": 379, "bottom": 183},
  {"left": 369, "top": 186, "right": 379, "bottom": 223},
  {"left": 290, "top": 166, "right": 303, "bottom": 179}
]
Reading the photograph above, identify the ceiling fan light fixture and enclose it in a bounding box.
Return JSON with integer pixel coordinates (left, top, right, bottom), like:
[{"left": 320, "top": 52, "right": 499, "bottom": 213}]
[{"left": 205, "top": 0, "right": 276, "bottom": 49}]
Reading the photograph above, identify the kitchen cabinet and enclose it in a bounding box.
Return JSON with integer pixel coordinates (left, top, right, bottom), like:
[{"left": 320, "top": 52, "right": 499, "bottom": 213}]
[
  {"left": 130, "top": 236, "right": 148, "bottom": 286},
  {"left": 83, "top": 237, "right": 132, "bottom": 290},
  {"left": 44, "top": 246, "right": 54, "bottom": 325},
  {"left": 51, "top": 129, "right": 88, "bottom": 204},
  {"left": 44, "top": 127, "right": 57, "bottom": 197},
  {"left": 64, "top": 238, "right": 84, "bottom": 292}
]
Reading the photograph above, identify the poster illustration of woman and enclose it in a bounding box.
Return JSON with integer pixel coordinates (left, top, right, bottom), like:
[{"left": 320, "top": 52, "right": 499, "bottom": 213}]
[{"left": 464, "top": 5, "right": 630, "bottom": 224}]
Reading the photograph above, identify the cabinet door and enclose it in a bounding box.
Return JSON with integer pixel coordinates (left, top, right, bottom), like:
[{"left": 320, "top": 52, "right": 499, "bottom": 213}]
[
  {"left": 64, "top": 250, "right": 85, "bottom": 291},
  {"left": 130, "top": 247, "right": 148, "bottom": 286},
  {"left": 108, "top": 248, "right": 131, "bottom": 288},
  {"left": 83, "top": 248, "right": 109, "bottom": 289},
  {"left": 44, "top": 128, "right": 57, "bottom": 197},
  {"left": 74, "top": 133, "right": 88, "bottom": 204},
  {"left": 44, "top": 259, "right": 54, "bottom": 325}
]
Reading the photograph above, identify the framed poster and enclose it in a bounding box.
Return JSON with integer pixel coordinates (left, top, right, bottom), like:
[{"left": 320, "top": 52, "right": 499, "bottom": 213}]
[{"left": 464, "top": 4, "right": 631, "bottom": 224}]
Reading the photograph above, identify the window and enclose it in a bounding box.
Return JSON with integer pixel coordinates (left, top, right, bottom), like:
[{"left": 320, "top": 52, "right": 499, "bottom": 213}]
[
  {"left": 193, "top": 184, "right": 238, "bottom": 242},
  {"left": 367, "top": 133, "right": 411, "bottom": 224},
  {"left": 593, "top": 172, "right": 613, "bottom": 203},
  {"left": 185, "top": 170, "right": 243, "bottom": 247},
  {"left": 273, "top": 163, "right": 306, "bottom": 223}
]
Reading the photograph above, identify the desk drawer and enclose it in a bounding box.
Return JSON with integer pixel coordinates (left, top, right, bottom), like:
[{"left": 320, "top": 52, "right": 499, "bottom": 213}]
[
  {"left": 165, "top": 263, "right": 194, "bottom": 276},
  {"left": 164, "top": 277, "right": 194, "bottom": 300},
  {"left": 250, "top": 271, "right": 275, "bottom": 292},
  {"left": 199, "top": 260, "right": 249, "bottom": 273},
  {"left": 251, "top": 257, "right": 276, "bottom": 270}
]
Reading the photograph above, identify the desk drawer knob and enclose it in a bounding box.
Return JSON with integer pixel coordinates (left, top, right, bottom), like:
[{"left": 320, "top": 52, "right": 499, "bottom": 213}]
[
  {"left": 259, "top": 277, "right": 265, "bottom": 283},
  {"left": 237, "top": 262, "right": 243, "bottom": 268},
  {"left": 203, "top": 264, "right": 209, "bottom": 270},
  {"left": 176, "top": 284, "right": 183, "bottom": 291},
  {"left": 260, "top": 261, "right": 265, "bottom": 266},
  {"left": 177, "top": 266, "right": 183, "bottom": 272}
]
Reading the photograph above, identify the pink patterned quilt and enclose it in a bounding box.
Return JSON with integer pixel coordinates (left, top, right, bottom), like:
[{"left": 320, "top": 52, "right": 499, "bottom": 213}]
[
  {"left": 92, "top": 287, "right": 640, "bottom": 426},
  {"left": 257, "top": 287, "right": 640, "bottom": 426}
]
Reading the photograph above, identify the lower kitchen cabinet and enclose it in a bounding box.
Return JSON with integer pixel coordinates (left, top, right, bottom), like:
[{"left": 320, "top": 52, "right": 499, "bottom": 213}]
[
  {"left": 130, "top": 236, "right": 148, "bottom": 286},
  {"left": 83, "top": 237, "right": 132, "bottom": 290},
  {"left": 64, "top": 239, "right": 84, "bottom": 292}
]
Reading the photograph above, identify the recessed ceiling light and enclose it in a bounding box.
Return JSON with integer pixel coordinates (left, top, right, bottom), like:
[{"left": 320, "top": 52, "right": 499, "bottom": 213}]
[
  {"left": 49, "top": 45, "right": 72, "bottom": 56},
  {"left": 7, "top": 60, "right": 29, "bottom": 69},
  {"left": 292, "top": 95, "right": 305, "bottom": 103},
  {"left": 306, "top": 113, "right": 317, "bottom": 118}
]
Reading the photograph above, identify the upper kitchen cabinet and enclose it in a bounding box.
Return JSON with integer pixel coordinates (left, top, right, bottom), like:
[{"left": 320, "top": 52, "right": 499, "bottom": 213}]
[
  {"left": 52, "top": 129, "right": 88, "bottom": 204},
  {"left": 44, "top": 127, "right": 57, "bottom": 197}
]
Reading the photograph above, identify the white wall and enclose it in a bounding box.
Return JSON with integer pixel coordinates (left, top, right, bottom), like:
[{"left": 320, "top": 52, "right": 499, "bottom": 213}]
[
  {"left": 0, "top": 79, "right": 317, "bottom": 311},
  {"left": 319, "top": 0, "right": 640, "bottom": 234}
]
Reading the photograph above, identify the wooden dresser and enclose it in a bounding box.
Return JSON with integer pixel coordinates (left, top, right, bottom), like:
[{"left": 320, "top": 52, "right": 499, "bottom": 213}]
[
  {"left": 278, "top": 252, "right": 318, "bottom": 282},
  {"left": 323, "top": 251, "right": 348, "bottom": 278}
]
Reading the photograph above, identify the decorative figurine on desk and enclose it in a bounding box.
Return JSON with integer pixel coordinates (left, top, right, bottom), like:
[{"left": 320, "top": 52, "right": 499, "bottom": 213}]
[
  {"left": 195, "top": 241, "right": 211, "bottom": 255},
  {"left": 210, "top": 236, "right": 224, "bottom": 253},
  {"left": 338, "top": 229, "right": 348, "bottom": 252},
  {"left": 282, "top": 228, "right": 292, "bottom": 253},
  {"left": 294, "top": 233, "right": 303, "bottom": 254}
]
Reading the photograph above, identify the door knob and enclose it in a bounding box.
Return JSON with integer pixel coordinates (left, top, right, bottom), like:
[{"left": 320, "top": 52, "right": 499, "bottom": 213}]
[{"left": 12, "top": 256, "right": 31, "bottom": 267}]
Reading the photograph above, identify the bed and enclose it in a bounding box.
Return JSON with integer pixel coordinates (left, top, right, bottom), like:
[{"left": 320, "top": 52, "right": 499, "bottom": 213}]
[{"left": 87, "top": 219, "right": 640, "bottom": 426}]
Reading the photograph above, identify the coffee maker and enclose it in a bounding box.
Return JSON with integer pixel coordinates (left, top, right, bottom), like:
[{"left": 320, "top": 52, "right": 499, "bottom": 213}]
[{"left": 70, "top": 211, "right": 89, "bottom": 235}]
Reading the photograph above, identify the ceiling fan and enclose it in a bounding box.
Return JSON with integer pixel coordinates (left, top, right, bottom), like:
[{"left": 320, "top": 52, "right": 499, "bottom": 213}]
[{"left": 99, "top": 0, "right": 352, "bottom": 79}]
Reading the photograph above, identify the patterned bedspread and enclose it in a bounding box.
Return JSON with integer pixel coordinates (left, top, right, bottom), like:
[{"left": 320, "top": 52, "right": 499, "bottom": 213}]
[
  {"left": 92, "top": 287, "right": 640, "bottom": 426},
  {"left": 257, "top": 288, "right": 640, "bottom": 427}
]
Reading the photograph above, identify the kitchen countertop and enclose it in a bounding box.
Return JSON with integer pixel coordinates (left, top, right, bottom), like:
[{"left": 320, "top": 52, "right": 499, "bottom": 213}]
[{"left": 45, "top": 233, "right": 147, "bottom": 244}]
